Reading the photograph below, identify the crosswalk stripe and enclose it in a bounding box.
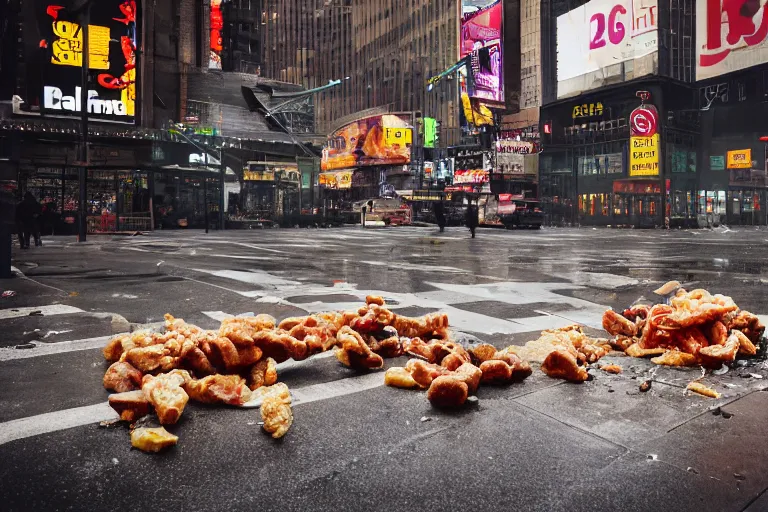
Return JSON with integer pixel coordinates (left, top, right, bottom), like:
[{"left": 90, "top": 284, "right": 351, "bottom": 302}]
[
  {"left": 0, "top": 304, "right": 84, "bottom": 321},
  {"left": 0, "top": 335, "right": 113, "bottom": 362}
]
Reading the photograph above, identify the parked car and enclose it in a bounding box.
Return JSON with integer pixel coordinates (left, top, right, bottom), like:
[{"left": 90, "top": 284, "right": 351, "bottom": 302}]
[{"left": 499, "top": 199, "right": 544, "bottom": 229}]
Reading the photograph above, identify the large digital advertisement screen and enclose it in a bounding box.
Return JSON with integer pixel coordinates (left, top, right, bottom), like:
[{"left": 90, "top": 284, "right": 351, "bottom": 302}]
[
  {"left": 556, "top": 0, "right": 657, "bottom": 98},
  {"left": 210, "top": 0, "right": 225, "bottom": 70},
  {"left": 461, "top": 0, "right": 504, "bottom": 104},
  {"left": 321, "top": 115, "right": 413, "bottom": 172},
  {"left": 30, "top": 0, "right": 139, "bottom": 124},
  {"left": 696, "top": 0, "right": 768, "bottom": 80}
]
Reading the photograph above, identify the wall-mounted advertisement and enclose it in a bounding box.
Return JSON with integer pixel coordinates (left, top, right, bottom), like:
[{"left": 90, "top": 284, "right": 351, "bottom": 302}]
[
  {"left": 32, "top": 0, "right": 139, "bottom": 123},
  {"left": 321, "top": 115, "right": 412, "bottom": 171},
  {"left": 461, "top": 0, "right": 504, "bottom": 104},
  {"left": 497, "top": 140, "right": 535, "bottom": 175},
  {"left": 210, "top": 0, "right": 224, "bottom": 70},
  {"left": 318, "top": 171, "right": 353, "bottom": 189},
  {"left": 697, "top": 0, "right": 768, "bottom": 80},
  {"left": 556, "top": 0, "right": 658, "bottom": 98}
]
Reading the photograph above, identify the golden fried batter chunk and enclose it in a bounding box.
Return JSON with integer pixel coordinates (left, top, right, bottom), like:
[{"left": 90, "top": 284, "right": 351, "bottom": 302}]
[
  {"left": 600, "top": 364, "right": 623, "bottom": 374},
  {"left": 260, "top": 383, "right": 293, "bottom": 439},
  {"left": 610, "top": 336, "right": 637, "bottom": 352},
  {"left": 602, "top": 309, "right": 637, "bottom": 337},
  {"left": 625, "top": 344, "right": 667, "bottom": 358},
  {"left": 427, "top": 375, "right": 468, "bottom": 408},
  {"left": 123, "top": 345, "right": 167, "bottom": 373},
  {"left": 369, "top": 336, "right": 403, "bottom": 358},
  {"left": 252, "top": 330, "right": 308, "bottom": 363},
  {"left": 469, "top": 343, "right": 498, "bottom": 365},
  {"left": 479, "top": 360, "right": 513, "bottom": 384},
  {"left": 131, "top": 427, "right": 178, "bottom": 453},
  {"left": 686, "top": 381, "right": 721, "bottom": 399},
  {"left": 366, "top": 295, "right": 386, "bottom": 306},
  {"left": 249, "top": 357, "right": 278, "bottom": 391},
  {"left": 454, "top": 362, "right": 482, "bottom": 394},
  {"left": 103, "top": 335, "right": 127, "bottom": 362},
  {"left": 405, "top": 359, "right": 450, "bottom": 388},
  {"left": 108, "top": 390, "right": 150, "bottom": 422},
  {"left": 141, "top": 371, "right": 190, "bottom": 425},
  {"left": 393, "top": 312, "right": 449, "bottom": 339},
  {"left": 651, "top": 350, "right": 698, "bottom": 367},
  {"left": 181, "top": 345, "right": 216, "bottom": 376},
  {"left": 185, "top": 374, "right": 252, "bottom": 406},
  {"left": 103, "top": 361, "right": 144, "bottom": 393},
  {"left": 277, "top": 316, "right": 306, "bottom": 331},
  {"left": 733, "top": 329, "right": 757, "bottom": 356},
  {"left": 698, "top": 334, "right": 739, "bottom": 368},
  {"left": 335, "top": 326, "right": 384, "bottom": 370},
  {"left": 403, "top": 337, "right": 437, "bottom": 363},
  {"left": 541, "top": 349, "right": 589, "bottom": 382},
  {"left": 384, "top": 367, "right": 421, "bottom": 389}
]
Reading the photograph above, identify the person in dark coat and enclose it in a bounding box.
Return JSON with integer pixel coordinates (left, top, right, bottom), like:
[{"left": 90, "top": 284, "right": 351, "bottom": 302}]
[
  {"left": 16, "top": 192, "right": 42, "bottom": 249},
  {"left": 433, "top": 200, "right": 446, "bottom": 232},
  {"left": 465, "top": 200, "right": 479, "bottom": 238}
]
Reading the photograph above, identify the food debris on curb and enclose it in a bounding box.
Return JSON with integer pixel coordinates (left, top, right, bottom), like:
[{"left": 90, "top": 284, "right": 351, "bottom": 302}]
[
  {"left": 686, "top": 381, "right": 721, "bottom": 399},
  {"left": 130, "top": 427, "right": 178, "bottom": 453},
  {"left": 601, "top": 365, "right": 622, "bottom": 374},
  {"left": 639, "top": 380, "right": 652, "bottom": 392}
]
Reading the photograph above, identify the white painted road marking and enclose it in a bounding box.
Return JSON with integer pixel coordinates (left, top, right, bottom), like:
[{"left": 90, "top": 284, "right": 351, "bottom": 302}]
[
  {"left": 0, "top": 358, "right": 379, "bottom": 446},
  {"left": 0, "top": 304, "right": 84, "bottom": 320},
  {"left": 0, "top": 402, "right": 118, "bottom": 446},
  {"left": 0, "top": 335, "right": 113, "bottom": 362}
]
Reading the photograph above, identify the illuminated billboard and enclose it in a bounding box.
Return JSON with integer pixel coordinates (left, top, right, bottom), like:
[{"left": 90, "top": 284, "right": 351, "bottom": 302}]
[
  {"left": 556, "top": 0, "right": 658, "bottom": 98},
  {"left": 33, "top": 0, "right": 139, "bottom": 123},
  {"left": 321, "top": 115, "right": 413, "bottom": 171},
  {"left": 210, "top": 0, "right": 224, "bottom": 70},
  {"left": 696, "top": 0, "right": 768, "bottom": 80},
  {"left": 461, "top": 0, "right": 504, "bottom": 104}
]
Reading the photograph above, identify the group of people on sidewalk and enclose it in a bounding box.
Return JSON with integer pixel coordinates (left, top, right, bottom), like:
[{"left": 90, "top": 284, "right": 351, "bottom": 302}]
[
  {"left": 15, "top": 192, "right": 42, "bottom": 249},
  {"left": 433, "top": 200, "right": 479, "bottom": 238}
]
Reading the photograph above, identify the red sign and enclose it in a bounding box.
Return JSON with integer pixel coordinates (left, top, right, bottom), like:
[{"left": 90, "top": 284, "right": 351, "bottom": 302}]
[{"left": 630, "top": 105, "right": 658, "bottom": 137}]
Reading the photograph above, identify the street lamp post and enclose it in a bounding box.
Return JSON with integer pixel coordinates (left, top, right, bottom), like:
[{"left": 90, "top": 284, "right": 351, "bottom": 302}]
[{"left": 78, "top": 5, "right": 91, "bottom": 242}]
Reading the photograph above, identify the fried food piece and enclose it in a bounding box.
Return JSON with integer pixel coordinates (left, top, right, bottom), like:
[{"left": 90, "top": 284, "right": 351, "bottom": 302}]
[
  {"left": 289, "top": 322, "right": 337, "bottom": 354},
  {"left": 103, "top": 335, "right": 127, "bottom": 362},
  {"left": 602, "top": 309, "right": 637, "bottom": 337},
  {"left": 278, "top": 316, "right": 307, "bottom": 331},
  {"left": 479, "top": 360, "right": 513, "bottom": 384},
  {"left": 249, "top": 357, "right": 278, "bottom": 391},
  {"left": 686, "top": 382, "right": 721, "bottom": 399},
  {"left": 733, "top": 329, "right": 757, "bottom": 356},
  {"left": 427, "top": 375, "right": 468, "bottom": 408},
  {"left": 131, "top": 427, "right": 178, "bottom": 453},
  {"left": 698, "top": 334, "right": 739, "bottom": 368},
  {"left": 103, "top": 361, "right": 144, "bottom": 393},
  {"left": 663, "top": 293, "right": 738, "bottom": 329},
  {"left": 351, "top": 304, "right": 396, "bottom": 333},
  {"left": 208, "top": 336, "right": 242, "bottom": 371},
  {"left": 252, "top": 330, "right": 308, "bottom": 363},
  {"left": 393, "top": 312, "right": 449, "bottom": 339},
  {"left": 625, "top": 343, "right": 667, "bottom": 358},
  {"left": 651, "top": 350, "right": 699, "bottom": 367},
  {"left": 600, "top": 364, "right": 622, "bottom": 374},
  {"left": 579, "top": 342, "right": 610, "bottom": 363},
  {"left": 708, "top": 321, "right": 729, "bottom": 346},
  {"left": 260, "top": 383, "right": 293, "bottom": 439},
  {"left": 727, "top": 310, "right": 765, "bottom": 345},
  {"left": 675, "top": 327, "right": 710, "bottom": 354},
  {"left": 622, "top": 304, "right": 651, "bottom": 321},
  {"left": 141, "top": 371, "right": 190, "bottom": 425},
  {"left": 235, "top": 344, "right": 264, "bottom": 368},
  {"left": 108, "top": 390, "right": 150, "bottom": 422},
  {"left": 366, "top": 295, "right": 386, "bottom": 306},
  {"left": 433, "top": 342, "right": 471, "bottom": 368},
  {"left": 454, "top": 362, "right": 482, "bottom": 394},
  {"left": 335, "top": 326, "right": 384, "bottom": 370},
  {"left": 369, "top": 336, "right": 403, "bottom": 358},
  {"left": 469, "top": 343, "right": 498, "bottom": 365},
  {"left": 610, "top": 336, "right": 637, "bottom": 352},
  {"left": 384, "top": 367, "right": 421, "bottom": 389},
  {"left": 403, "top": 337, "right": 437, "bottom": 362},
  {"left": 180, "top": 345, "right": 216, "bottom": 376},
  {"left": 541, "top": 349, "right": 589, "bottom": 382},
  {"left": 405, "top": 359, "right": 450, "bottom": 388},
  {"left": 654, "top": 281, "right": 682, "bottom": 296},
  {"left": 123, "top": 345, "right": 168, "bottom": 374},
  {"left": 185, "top": 374, "right": 252, "bottom": 406}
]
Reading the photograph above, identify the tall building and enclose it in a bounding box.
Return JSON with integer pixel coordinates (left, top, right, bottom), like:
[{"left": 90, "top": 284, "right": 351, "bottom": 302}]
[{"left": 261, "top": 0, "right": 460, "bottom": 145}]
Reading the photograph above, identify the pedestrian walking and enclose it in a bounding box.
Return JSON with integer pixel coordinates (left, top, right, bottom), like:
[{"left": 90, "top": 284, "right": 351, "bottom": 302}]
[
  {"left": 433, "top": 200, "right": 446, "bottom": 232},
  {"left": 466, "top": 200, "right": 479, "bottom": 239},
  {"left": 16, "top": 192, "right": 42, "bottom": 249}
]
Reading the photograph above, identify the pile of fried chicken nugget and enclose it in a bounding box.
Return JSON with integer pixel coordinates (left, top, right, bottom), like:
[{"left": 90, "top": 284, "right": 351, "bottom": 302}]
[{"left": 103, "top": 296, "right": 535, "bottom": 453}]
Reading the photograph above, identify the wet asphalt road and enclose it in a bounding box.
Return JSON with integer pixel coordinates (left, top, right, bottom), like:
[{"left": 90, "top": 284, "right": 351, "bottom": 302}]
[{"left": 2, "top": 226, "right": 768, "bottom": 512}]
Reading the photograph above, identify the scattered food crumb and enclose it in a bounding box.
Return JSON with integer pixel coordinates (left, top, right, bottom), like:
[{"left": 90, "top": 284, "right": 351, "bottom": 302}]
[
  {"left": 112, "top": 458, "right": 119, "bottom": 465},
  {"left": 420, "top": 416, "right": 432, "bottom": 423},
  {"left": 601, "top": 364, "right": 622, "bottom": 374},
  {"left": 639, "top": 380, "right": 652, "bottom": 392},
  {"left": 687, "top": 381, "right": 721, "bottom": 399}
]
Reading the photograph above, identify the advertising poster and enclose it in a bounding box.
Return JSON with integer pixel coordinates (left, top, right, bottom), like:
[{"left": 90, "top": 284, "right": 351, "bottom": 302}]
[
  {"left": 32, "top": 0, "right": 139, "bottom": 123},
  {"left": 210, "top": 0, "right": 225, "bottom": 70},
  {"left": 697, "top": 0, "right": 768, "bottom": 80},
  {"left": 629, "top": 134, "right": 660, "bottom": 176},
  {"left": 423, "top": 117, "right": 437, "bottom": 148},
  {"left": 556, "top": 0, "right": 658, "bottom": 98},
  {"left": 461, "top": 0, "right": 504, "bottom": 104},
  {"left": 727, "top": 149, "right": 752, "bottom": 169},
  {"left": 318, "top": 171, "right": 353, "bottom": 189},
  {"left": 321, "top": 115, "right": 412, "bottom": 171},
  {"left": 497, "top": 140, "right": 534, "bottom": 174}
]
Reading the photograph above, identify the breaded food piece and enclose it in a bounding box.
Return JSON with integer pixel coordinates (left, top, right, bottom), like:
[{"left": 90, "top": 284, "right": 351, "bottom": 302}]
[{"left": 131, "top": 427, "right": 178, "bottom": 453}]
